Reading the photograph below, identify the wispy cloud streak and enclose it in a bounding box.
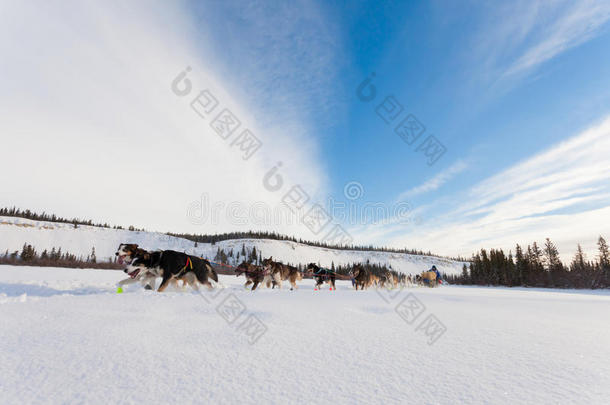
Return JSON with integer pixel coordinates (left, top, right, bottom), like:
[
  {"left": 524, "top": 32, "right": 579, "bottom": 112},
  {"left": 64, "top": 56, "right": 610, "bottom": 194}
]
[
  {"left": 503, "top": 0, "right": 610, "bottom": 77},
  {"left": 396, "top": 161, "right": 468, "bottom": 200}
]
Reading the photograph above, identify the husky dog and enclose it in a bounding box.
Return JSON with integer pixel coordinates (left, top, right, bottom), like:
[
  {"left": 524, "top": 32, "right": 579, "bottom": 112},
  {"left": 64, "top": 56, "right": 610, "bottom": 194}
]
[
  {"left": 398, "top": 274, "right": 408, "bottom": 288},
  {"left": 351, "top": 265, "right": 370, "bottom": 290},
  {"left": 126, "top": 249, "right": 218, "bottom": 292},
  {"left": 369, "top": 274, "right": 380, "bottom": 288},
  {"left": 305, "top": 263, "right": 336, "bottom": 291},
  {"left": 115, "top": 244, "right": 157, "bottom": 290},
  {"left": 235, "top": 261, "right": 267, "bottom": 291},
  {"left": 387, "top": 272, "right": 399, "bottom": 289},
  {"left": 261, "top": 257, "right": 303, "bottom": 290},
  {"left": 115, "top": 243, "right": 144, "bottom": 265}
]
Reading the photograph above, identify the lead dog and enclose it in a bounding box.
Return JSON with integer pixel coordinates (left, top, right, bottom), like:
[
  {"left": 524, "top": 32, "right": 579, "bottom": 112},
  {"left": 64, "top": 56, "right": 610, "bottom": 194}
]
[
  {"left": 126, "top": 249, "right": 218, "bottom": 292},
  {"left": 115, "top": 244, "right": 158, "bottom": 289},
  {"left": 115, "top": 243, "right": 144, "bottom": 265}
]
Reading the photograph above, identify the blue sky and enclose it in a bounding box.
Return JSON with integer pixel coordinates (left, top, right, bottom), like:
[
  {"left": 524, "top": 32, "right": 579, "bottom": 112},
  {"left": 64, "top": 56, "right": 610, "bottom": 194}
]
[
  {"left": 2, "top": 0, "right": 609, "bottom": 260},
  {"left": 183, "top": 0, "right": 610, "bottom": 258}
]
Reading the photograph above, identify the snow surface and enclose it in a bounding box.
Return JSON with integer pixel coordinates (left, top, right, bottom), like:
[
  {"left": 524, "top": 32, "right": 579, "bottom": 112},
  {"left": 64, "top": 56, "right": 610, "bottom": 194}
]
[
  {"left": 0, "top": 216, "right": 466, "bottom": 275},
  {"left": 1, "top": 265, "right": 609, "bottom": 404}
]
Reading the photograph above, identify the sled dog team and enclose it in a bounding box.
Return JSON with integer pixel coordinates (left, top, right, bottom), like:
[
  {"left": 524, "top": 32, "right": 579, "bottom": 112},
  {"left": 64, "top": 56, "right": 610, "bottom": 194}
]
[{"left": 116, "top": 243, "right": 441, "bottom": 292}]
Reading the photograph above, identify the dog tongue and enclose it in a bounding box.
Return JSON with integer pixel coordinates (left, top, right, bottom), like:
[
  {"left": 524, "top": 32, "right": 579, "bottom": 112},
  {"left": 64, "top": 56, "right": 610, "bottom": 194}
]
[
  {"left": 118, "top": 256, "right": 124, "bottom": 265},
  {"left": 129, "top": 269, "right": 140, "bottom": 279}
]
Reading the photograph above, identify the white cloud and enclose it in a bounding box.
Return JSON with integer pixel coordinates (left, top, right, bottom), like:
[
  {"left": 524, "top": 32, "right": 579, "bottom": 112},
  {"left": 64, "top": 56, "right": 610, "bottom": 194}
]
[
  {"left": 194, "top": 1, "right": 345, "bottom": 133},
  {"left": 0, "top": 1, "right": 336, "bottom": 238},
  {"left": 470, "top": 0, "right": 610, "bottom": 86},
  {"left": 503, "top": 0, "right": 610, "bottom": 77},
  {"left": 382, "top": 115, "right": 610, "bottom": 261},
  {"left": 395, "top": 160, "right": 468, "bottom": 200}
]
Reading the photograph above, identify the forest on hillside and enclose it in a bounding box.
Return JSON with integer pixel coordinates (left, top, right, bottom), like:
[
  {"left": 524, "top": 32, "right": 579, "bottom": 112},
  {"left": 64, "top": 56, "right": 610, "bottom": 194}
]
[
  {"left": 1, "top": 207, "right": 462, "bottom": 260},
  {"left": 445, "top": 237, "right": 610, "bottom": 289}
]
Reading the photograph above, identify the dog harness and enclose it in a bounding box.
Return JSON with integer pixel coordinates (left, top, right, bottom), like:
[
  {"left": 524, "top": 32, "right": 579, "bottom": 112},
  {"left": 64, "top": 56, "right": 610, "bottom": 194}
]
[
  {"left": 177, "top": 257, "right": 193, "bottom": 277},
  {"left": 314, "top": 267, "right": 335, "bottom": 280}
]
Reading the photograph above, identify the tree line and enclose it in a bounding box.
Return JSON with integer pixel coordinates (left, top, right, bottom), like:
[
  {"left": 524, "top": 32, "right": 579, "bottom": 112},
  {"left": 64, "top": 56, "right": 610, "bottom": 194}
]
[
  {"left": 445, "top": 237, "right": 610, "bottom": 289},
  {"left": 171, "top": 230, "right": 459, "bottom": 259},
  {"left": 0, "top": 207, "right": 145, "bottom": 231},
  {"left": 0, "top": 243, "right": 121, "bottom": 270},
  {"left": 2, "top": 206, "right": 462, "bottom": 261}
]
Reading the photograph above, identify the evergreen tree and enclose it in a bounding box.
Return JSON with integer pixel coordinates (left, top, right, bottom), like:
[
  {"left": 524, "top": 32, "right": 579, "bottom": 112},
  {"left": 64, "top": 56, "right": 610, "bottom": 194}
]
[
  {"left": 514, "top": 244, "right": 527, "bottom": 286},
  {"left": 249, "top": 246, "right": 257, "bottom": 263},
  {"left": 572, "top": 244, "right": 586, "bottom": 270},
  {"left": 528, "top": 242, "right": 544, "bottom": 286},
  {"left": 543, "top": 238, "right": 561, "bottom": 270},
  {"left": 506, "top": 251, "right": 515, "bottom": 286},
  {"left": 598, "top": 236, "right": 609, "bottom": 267},
  {"left": 20, "top": 243, "right": 36, "bottom": 262},
  {"left": 543, "top": 238, "right": 563, "bottom": 286},
  {"left": 461, "top": 263, "right": 470, "bottom": 284},
  {"left": 570, "top": 244, "right": 587, "bottom": 288},
  {"left": 597, "top": 236, "right": 609, "bottom": 288}
]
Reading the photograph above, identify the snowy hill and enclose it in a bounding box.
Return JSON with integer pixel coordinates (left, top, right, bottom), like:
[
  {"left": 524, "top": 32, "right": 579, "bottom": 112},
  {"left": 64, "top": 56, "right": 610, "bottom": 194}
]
[{"left": 0, "top": 216, "right": 466, "bottom": 275}]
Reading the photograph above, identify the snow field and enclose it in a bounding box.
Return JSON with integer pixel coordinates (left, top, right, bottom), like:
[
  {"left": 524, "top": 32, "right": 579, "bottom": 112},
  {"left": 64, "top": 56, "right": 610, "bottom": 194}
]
[{"left": 1, "top": 266, "right": 609, "bottom": 404}]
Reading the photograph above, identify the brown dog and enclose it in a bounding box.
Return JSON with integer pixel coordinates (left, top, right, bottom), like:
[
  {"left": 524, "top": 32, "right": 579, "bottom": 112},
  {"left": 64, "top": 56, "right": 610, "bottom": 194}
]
[
  {"left": 351, "top": 265, "right": 370, "bottom": 290},
  {"left": 235, "top": 261, "right": 266, "bottom": 291},
  {"left": 262, "top": 257, "right": 303, "bottom": 290}
]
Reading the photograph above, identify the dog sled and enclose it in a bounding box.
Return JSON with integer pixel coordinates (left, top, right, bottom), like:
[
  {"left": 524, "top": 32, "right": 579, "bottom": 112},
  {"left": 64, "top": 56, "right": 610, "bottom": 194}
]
[{"left": 419, "top": 265, "right": 443, "bottom": 287}]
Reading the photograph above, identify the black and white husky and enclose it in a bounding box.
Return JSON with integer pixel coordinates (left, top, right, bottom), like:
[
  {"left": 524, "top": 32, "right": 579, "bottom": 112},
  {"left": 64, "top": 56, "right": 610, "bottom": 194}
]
[
  {"left": 115, "top": 244, "right": 158, "bottom": 290},
  {"left": 127, "top": 249, "right": 218, "bottom": 292}
]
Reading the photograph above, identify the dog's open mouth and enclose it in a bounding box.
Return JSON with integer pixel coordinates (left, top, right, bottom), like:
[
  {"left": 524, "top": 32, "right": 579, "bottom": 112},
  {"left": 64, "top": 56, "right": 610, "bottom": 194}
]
[
  {"left": 127, "top": 268, "right": 140, "bottom": 279},
  {"left": 118, "top": 255, "right": 133, "bottom": 266}
]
